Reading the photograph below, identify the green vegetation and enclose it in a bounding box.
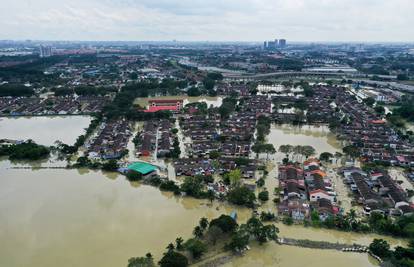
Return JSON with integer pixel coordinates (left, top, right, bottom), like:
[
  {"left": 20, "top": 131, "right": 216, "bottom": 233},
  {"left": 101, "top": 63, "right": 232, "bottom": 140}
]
[
  {"left": 0, "top": 84, "right": 34, "bottom": 97},
  {"left": 127, "top": 253, "right": 155, "bottom": 267},
  {"left": 258, "top": 190, "right": 269, "bottom": 202},
  {"left": 256, "top": 115, "right": 271, "bottom": 143},
  {"left": 227, "top": 186, "right": 256, "bottom": 207},
  {"left": 369, "top": 239, "right": 391, "bottom": 258},
  {"left": 183, "top": 238, "right": 207, "bottom": 259},
  {"left": 158, "top": 251, "right": 188, "bottom": 267},
  {"left": 319, "top": 152, "right": 334, "bottom": 162},
  {"left": 187, "top": 87, "right": 202, "bottom": 97},
  {"left": 102, "top": 160, "right": 119, "bottom": 171},
  {"left": 369, "top": 239, "right": 414, "bottom": 267},
  {"left": 226, "top": 217, "right": 279, "bottom": 251},
  {"left": 394, "top": 95, "right": 414, "bottom": 122},
  {"left": 209, "top": 215, "right": 238, "bottom": 233},
  {"left": 219, "top": 97, "right": 237, "bottom": 118},
  {"left": 52, "top": 85, "right": 117, "bottom": 96},
  {"left": 260, "top": 211, "right": 276, "bottom": 222},
  {"left": 342, "top": 145, "right": 361, "bottom": 158},
  {"left": 0, "top": 140, "right": 49, "bottom": 160},
  {"left": 180, "top": 176, "right": 205, "bottom": 198}
]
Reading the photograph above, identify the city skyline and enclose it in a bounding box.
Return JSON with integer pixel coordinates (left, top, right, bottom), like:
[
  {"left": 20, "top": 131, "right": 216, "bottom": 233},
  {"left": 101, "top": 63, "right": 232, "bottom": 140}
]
[{"left": 1, "top": 0, "right": 414, "bottom": 42}]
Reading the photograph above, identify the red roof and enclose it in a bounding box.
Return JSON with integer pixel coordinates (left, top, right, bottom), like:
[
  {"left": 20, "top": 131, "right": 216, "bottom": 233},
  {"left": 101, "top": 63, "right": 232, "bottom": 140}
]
[
  {"left": 144, "top": 106, "right": 178, "bottom": 113},
  {"left": 149, "top": 99, "right": 183, "bottom": 103}
]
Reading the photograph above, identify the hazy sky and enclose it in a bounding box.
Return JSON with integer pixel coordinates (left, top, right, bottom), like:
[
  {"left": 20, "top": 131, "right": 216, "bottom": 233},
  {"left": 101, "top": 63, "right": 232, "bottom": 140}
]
[{"left": 1, "top": 0, "right": 413, "bottom": 42}]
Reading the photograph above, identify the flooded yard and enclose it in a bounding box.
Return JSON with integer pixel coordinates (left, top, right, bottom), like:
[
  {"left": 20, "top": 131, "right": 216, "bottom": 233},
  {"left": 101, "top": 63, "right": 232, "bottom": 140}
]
[
  {"left": 268, "top": 124, "right": 341, "bottom": 159},
  {"left": 0, "top": 116, "right": 92, "bottom": 146}
]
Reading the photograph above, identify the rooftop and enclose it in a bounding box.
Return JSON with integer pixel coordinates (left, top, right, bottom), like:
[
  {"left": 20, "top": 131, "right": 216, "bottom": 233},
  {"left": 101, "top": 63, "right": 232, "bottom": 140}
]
[{"left": 127, "top": 162, "right": 157, "bottom": 175}]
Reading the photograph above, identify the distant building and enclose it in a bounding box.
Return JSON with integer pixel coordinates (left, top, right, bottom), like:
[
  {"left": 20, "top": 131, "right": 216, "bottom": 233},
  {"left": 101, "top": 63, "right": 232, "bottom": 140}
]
[
  {"left": 263, "top": 38, "right": 287, "bottom": 50},
  {"left": 39, "top": 45, "right": 52, "bottom": 58}
]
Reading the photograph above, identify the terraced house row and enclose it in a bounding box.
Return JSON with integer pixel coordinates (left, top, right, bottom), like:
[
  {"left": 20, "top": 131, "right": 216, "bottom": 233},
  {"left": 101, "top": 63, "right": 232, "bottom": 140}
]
[{"left": 278, "top": 159, "right": 339, "bottom": 221}]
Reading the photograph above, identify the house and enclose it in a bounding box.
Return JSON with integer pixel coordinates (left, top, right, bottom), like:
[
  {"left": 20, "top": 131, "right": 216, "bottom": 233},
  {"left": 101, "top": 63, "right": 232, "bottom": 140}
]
[{"left": 127, "top": 162, "right": 157, "bottom": 179}]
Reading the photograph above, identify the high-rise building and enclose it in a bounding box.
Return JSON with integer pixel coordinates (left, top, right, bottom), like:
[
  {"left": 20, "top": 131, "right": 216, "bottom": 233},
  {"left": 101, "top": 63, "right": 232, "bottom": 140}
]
[
  {"left": 263, "top": 38, "right": 287, "bottom": 50},
  {"left": 39, "top": 45, "right": 52, "bottom": 58}
]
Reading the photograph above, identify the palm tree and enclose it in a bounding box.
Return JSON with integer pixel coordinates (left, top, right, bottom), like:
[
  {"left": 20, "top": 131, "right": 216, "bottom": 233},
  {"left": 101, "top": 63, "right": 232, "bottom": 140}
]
[
  {"left": 193, "top": 226, "right": 203, "bottom": 238},
  {"left": 199, "top": 218, "right": 209, "bottom": 231},
  {"left": 345, "top": 209, "right": 358, "bottom": 230},
  {"left": 175, "top": 237, "right": 184, "bottom": 251},
  {"left": 166, "top": 243, "right": 175, "bottom": 252}
]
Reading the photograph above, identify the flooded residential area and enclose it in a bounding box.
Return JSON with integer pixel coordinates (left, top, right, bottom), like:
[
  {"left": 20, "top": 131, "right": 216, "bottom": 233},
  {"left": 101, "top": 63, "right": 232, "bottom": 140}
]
[
  {"left": 0, "top": 106, "right": 407, "bottom": 267},
  {"left": 1, "top": 35, "right": 414, "bottom": 267}
]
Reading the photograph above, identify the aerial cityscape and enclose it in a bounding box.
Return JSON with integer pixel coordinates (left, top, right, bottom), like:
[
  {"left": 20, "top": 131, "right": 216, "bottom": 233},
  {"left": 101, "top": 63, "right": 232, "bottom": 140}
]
[{"left": 1, "top": 1, "right": 414, "bottom": 267}]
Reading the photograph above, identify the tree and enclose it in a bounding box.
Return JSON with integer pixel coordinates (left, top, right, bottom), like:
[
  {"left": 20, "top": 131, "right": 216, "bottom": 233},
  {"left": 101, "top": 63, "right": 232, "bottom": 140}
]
[
  {"left": 209, "top": 150, "right": 221, "bottom": 159},
  {"left": 166, "top": 243, "right": 175, "bottom": 252},
  {"left": 245, "top": 217, "right": 279, "bottom": 244},
  {"left": 228, "top": 169, "right": 242, "bottom": 186},
  {"left": 127, "top": 253, "right": 154, "bottom": 267},
  {"left": 226, "top": 230, "right": 250, "bottom": 252},
  {"left": 374, "top": 105, "right": 386, "bottom": 114},
  {"left": 193, "top": 226, "right": 204, "bottom": 238},
  {"left": 397, "top": 74, "right": 409, "bottom": 81},
  {"left": 126, "top": 171, "right": 142, "bottom": 181},
  {"left": 199, "top": 217, "right": 209, "bottom": 231},
  {"left": 203, "top": 78, "right": 215, "bottom": 90},
  {"left": 343, "top": 145, "right": 360, "bottom": 159},
  {"left": 209, "top": 215, "right": 238, "bottom": 233},
  {"left": 206, "top": 225, "right": 223, "bottom": 245},
  {"left": 180, "top": 176, "right": 203, "bottom": 197},
  {"left": 363, "top": 97, "right": 376, "bottom": 107},
  {"left": 369, "top": 239, "right": 391, "bottom": 258},
  {"left": 319, "top": 152, "right": 333, "bottom": 162},
  {"left": 187, "top": 87, "right": 202, "bottom": 97},
  {"left": 184, "top": 238, "right": 207, "bottom": 259},
  {"left": 175, "top": 237, "right": 184, "bottom": 251},
  {"left": 159, "top": 251, "right": 188, "bottom": 267},
  {"left": 258, "top": 190, "right": 269, "bottom": 202},
  {"left": 227, "top": 186, "right": 256, "bottom": 207},
  {"left": 102, "top": 159, "right": 119, "bottom": 171},
  {"left": 256, "top": 178, "right": 265, "bottom": 187}
]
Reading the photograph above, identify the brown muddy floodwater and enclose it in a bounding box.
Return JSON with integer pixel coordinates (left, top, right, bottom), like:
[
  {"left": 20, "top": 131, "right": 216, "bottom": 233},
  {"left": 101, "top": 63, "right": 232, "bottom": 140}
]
[
  {"left": 0, "top": 121, "right": 406, "bottom": 267},
  {"left": 268, "top": 124, "right": 341, "bottom": 156},
  {"left": 0, "top": 116, "right": 92, "bottom": 146},
  {"left": 0, "top": 159, "right": 406, "bottom": 267}
]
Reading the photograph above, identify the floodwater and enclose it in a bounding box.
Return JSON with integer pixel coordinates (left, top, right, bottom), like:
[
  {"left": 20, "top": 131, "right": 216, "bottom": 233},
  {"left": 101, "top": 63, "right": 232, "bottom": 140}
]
[
  {"left": 0, "top": 116, "right": 92, "bottom": 146},
  {"left": 0, "top": 163, "right": 251, "bottom": 267},
  {"left": 268, "top": 124, "right": 342, "bottom": 157},
  {"left": 0, "top": 119, "right": 407, "bottom": 267},
  {"left": 134, "top": 95, "right": 223, "bottom": 108},
  {"left": 223, "top": 244, "right": 378, "bottom": 267},
  {"left": 0, "top": 157, "right": 407, "bottom": 267}
]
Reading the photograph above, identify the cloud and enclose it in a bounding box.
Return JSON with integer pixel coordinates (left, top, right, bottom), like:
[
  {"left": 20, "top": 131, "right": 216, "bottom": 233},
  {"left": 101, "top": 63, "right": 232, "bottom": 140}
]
[{"left": 0, "top": 0, "right": 413, "bottom": 42}]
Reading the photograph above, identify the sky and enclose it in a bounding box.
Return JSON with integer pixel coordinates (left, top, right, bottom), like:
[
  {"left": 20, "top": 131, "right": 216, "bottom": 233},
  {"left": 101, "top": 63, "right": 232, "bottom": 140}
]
[{"left": 1, "top": 0, "right": 414, "bottom": 42}]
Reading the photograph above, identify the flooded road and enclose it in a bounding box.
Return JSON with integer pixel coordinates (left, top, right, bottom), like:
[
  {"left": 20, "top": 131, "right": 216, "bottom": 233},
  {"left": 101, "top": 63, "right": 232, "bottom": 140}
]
[{"left": 0, "top": 116, "right": 92, "bottom": 146}]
